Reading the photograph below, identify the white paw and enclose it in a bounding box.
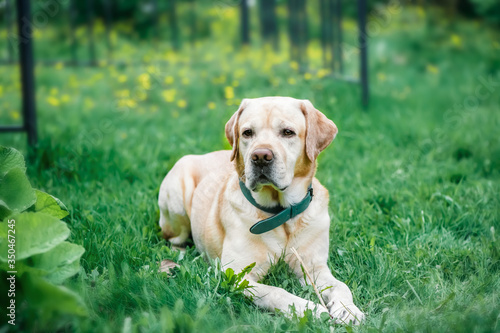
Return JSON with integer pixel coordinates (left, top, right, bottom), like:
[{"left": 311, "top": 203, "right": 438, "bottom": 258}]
[{"left": 327, "top": 300, "right": 365, "bottom": 325}]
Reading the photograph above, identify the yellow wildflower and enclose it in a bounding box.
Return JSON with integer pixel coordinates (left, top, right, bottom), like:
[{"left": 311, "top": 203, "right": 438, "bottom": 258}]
[
  {"left": 212, "top": 75, "right": 226, "bottom": 84},
  {"left": 287, "top": 77, "right": 296, "bottom": 85},
  {"left": 426, "top": 64, "right": 439, "bottom": 74},
  {"left": 50, "top": 87, "right": 58, "bottom": 96},
  {"left": 47, "top": 96, "right": 60, "bottom": 107},
  {"left": 377, "top": 72, "right": 386, "bottom": 82},
  {"left": 224, "top": 86, "right": 235, "bottom": 99},
  {"left": 450, "top": 34, "right": 462, "bottom": 48},
  {"left": 208, "top": 102, "right": 216, "bottom": 110},
  {"left": 137, "top": 73, "right": 151, "bottom": 89},
  {"left": 232, "top": 80, "right": 239, "bottom": 87},
  {"left": 290, "top": 61, "right": 299, "bottom": 70},
  {"left": 182, "top": 77, "right": 190, "bottom": 85},
  {"left": 165, "top": 76, "right": 174, "bottom": 84},
  {"left": 115, "top": 89, "right": 130, "bottom": 98},
  {"left": 118, "top": 99, "right": 137, "bottom": 108},
  {"left": 10, "top": 111, "right": 20, "bottom": 120},
  {"left": 304, "top": 72, "right": 312, "bottom": 80},
  {"left": 54, "top": 62, "right": 64, "bottom": 70},
  {"left": 61, "top": 94, "right": 70, "bottom": 103},
  {"left": 162, "top": 89, "right": 176, "bottom": 103},
  {"left": 177, "top": 99, "right": 187, "bottom": 108},
  {"left": 317, "top": 68, "right": 330, "bottom": 79},
  {"left": 235, "top": 69, "right": 246, "bottom": 79},
  {"left": 118, "top": 75, "right": 127, "bottom": 83}
]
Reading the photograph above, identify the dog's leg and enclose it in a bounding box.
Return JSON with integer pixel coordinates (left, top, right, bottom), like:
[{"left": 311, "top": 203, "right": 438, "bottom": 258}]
[
  {"left": 158, "top": 161, "right": 194, "bottom": 246},
  {"left": 244, "top": 279, "right": 329, "bottom": 318},
  {"left": 297, "top": 265, "right": 364, "bottom": 325}
]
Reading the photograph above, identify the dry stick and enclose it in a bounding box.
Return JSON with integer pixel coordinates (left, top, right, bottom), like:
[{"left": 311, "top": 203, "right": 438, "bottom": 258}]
[{"left": 290, "top": 247, "right": 332, "bottom": 317}]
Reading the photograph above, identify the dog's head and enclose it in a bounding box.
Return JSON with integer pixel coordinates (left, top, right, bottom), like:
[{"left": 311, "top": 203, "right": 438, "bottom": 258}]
[{"left": 225, "top": 97, "right": 338, "bottom": 192}]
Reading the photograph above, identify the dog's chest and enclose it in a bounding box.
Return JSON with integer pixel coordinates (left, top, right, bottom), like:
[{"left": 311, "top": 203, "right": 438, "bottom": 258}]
[{"left": 257, "top": 216, "right": 309, "bottom": 253}]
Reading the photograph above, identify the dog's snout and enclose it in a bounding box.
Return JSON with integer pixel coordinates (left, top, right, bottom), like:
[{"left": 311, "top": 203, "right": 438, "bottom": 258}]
[{"left": 251, "top": 148, "right": 274, "bottom": 166}]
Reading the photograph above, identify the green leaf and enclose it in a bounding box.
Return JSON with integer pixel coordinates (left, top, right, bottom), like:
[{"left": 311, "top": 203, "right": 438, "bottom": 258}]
[
  {"left": 34, "top": 190, "right": 69, "bottom": 219},
  {"left": 31, "top": 241, "right": 85, "bottom": 284},
  {"left": 0, "top": 146, "right": 26, "bottom": 176},
  {"left": 0, "top": 212, "right": 70, "bottom": 261},
  {"left": 0, "top": 167, "right": 36, "bottom": 220},
  {"left": 0, "top": 259, "right": 49, "bottom": 277},
  {"left": 225, "top": 268, "right": 234, "bottom": 281},
  {"left": 23, "top": 274, "right": 87, "bottom": 318}
]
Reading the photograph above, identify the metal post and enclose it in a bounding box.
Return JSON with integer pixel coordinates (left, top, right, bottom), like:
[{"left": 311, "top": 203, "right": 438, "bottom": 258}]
[
  {"left": 358, "top": 0, "right": 368, "bottom": 108},
  {"left": 16, "top": 0, "right": 38, "bottom": 147},
  {"left": 241, "top": 0, "right": 250, "bottom": 45}
]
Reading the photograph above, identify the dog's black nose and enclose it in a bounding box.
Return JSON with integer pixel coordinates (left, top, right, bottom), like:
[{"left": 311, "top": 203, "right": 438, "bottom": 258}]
[{"left": 251, "top": 148, "right": 274, "bottom": 166}]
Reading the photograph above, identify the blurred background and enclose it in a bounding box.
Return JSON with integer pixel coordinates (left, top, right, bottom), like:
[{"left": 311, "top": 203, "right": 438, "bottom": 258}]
[{"left": 0, "top": 0, "right": 499, "bottom": 331}]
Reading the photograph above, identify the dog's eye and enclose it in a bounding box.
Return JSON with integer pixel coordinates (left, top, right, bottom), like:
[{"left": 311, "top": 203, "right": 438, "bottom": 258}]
[
  {"left": 242, "top": 129, "right": 253, "bottom": 138},
  {"left": 282, "top": 129, "right": 295, "bottom": 137}
]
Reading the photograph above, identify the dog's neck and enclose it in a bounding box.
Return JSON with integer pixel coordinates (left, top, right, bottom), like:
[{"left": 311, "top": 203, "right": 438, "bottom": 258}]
[{"left": 250, "top": 176, "right": 313, "bottom": 209}]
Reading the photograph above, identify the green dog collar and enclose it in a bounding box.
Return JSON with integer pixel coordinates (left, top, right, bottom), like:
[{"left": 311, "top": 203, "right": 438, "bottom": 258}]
[{"left": 239, "top": 180, "right": 313, "bottom": 234}]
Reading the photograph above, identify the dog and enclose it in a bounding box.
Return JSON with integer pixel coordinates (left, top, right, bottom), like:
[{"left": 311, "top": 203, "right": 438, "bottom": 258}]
[{"left": 158, "top": 96, "right": 364, "bottom": 324}]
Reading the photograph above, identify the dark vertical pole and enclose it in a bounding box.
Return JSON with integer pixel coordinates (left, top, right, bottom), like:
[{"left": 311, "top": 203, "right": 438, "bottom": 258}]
[
  {"left": 86, "top": 0, "right": 97, "bottom": 66},
  {"left": 69, "top": 0, "right": 78, "bottom": 65},
  {"left": 16, "top": 0, "right": 37, "bottom": 147},
  {"left": 104, "top": 0, "right": 113, "bottom": 61},
  {"left": 335, "top": 0, "right": 343, "bottom": 74},
  {"left": 358, "top": 0, "right": 368, "bottom": 108},
  {"left": 241, "top": 0, "right": 250, "bottom": 45},
  {"left": 5, "top": 0, "right": 14, "bottom": 63}
]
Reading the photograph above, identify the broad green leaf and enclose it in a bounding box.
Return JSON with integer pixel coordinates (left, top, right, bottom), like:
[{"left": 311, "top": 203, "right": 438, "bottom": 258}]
[
  {"left": 23, "top": 274, "right": 87, "bottom": 317},
  {"left": 34, "top": 190, "right": 69, "bottom": 219},
  {"left": 0, "top": 146, "right": 26, "bottom": 176},
  {"left": 31, "top": 241, "right": 85, "bottom": 284},
  {"left": 45, "top": 260, "right": 81, "bottom": 285},
  {"left": 0, "top": 167, "right": 36, "bottom": 220},
  {"left": 0, "top": 259, "right": 49, "bottom": 277},
  {"left": 0, "top": 212, "right": 69, "bottom": 261}
]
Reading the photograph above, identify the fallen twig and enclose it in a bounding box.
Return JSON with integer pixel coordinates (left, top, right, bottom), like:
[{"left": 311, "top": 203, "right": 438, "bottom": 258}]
[{"left": 290, "top": 247, "right": 330, "bottom": 316}]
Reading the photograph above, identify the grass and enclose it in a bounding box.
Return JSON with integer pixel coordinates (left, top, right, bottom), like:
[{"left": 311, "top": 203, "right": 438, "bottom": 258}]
[{"left": 1, "top": 4, "right": 499, "bottom": 332}]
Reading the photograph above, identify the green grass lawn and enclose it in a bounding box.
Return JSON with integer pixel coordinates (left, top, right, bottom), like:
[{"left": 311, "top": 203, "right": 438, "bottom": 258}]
[{"left": 1, "top": 5, "right": 499, "bottom": 332}]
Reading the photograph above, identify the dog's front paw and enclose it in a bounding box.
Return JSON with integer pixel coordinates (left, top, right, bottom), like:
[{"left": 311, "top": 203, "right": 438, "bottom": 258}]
[{"left": 327, "top": 300, "right": 365, "bottom": 325}]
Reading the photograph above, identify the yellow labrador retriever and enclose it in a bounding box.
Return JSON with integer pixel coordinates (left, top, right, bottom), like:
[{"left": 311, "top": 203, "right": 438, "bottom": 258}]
[{"left": 158, "top": 96, "right": 364, "bottom": 324}]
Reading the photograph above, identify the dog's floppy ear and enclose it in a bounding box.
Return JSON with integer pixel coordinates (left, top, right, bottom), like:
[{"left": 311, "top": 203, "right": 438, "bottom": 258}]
[
  {"left": 225, "top": 99, "right": 248, "bottom": 161},
  {"left": 301, "top": 100, "right": 338, "bottom": 162}
]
